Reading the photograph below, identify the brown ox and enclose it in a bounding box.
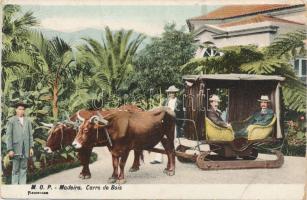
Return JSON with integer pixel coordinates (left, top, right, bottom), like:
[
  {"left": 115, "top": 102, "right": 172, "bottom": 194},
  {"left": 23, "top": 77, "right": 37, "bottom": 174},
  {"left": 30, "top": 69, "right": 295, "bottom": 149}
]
[
  {"left": 73, "top": 106, "right": 176, "bottom": 184},
  {"left": 44, "top": 105, "right": 143, "bottom": 179}
]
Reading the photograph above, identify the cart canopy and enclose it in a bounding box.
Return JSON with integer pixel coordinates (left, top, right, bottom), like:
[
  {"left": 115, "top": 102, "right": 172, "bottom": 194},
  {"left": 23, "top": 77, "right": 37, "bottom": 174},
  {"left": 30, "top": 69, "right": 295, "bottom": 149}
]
[{"left": 183, "top": 74, "right": 285, "bottom": 81}]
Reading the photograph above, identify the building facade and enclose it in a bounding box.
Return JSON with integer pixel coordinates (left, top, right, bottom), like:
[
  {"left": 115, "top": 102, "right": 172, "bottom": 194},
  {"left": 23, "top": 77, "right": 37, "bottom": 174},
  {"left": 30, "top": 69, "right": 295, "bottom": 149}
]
[{"left": 187, "top": 4, "right": 306, "bottom": 81}]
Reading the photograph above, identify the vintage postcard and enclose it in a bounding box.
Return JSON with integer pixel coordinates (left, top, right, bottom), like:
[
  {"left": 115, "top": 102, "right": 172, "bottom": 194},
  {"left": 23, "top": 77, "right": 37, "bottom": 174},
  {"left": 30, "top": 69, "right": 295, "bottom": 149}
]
[{"left": 1, "top": 0, "right": 306, "bottom": 199}]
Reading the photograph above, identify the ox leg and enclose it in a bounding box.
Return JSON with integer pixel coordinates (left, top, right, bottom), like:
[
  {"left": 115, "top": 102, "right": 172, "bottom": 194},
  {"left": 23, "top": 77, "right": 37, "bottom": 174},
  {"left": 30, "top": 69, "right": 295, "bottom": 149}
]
[
  {"left": 108, "top": 155, "right": 119, "bottom": 183},
  {"left": 161, "top": 137, "right": 175, "bottom": 176},
  {"left": 117, "top": 151, "right": 129, "bottom": 184},
  {"left": 129, "top": 150, "right": 142, "bottom": 172},
  {"left": 78, "top": 148, "right": 92, "bottom": 179}
]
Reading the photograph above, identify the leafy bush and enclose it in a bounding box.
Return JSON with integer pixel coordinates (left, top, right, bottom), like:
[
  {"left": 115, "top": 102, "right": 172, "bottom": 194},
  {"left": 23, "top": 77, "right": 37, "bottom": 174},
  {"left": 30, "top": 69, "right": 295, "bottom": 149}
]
[{"left": 258, "top": 115, "right": 306, "bottom": 157}]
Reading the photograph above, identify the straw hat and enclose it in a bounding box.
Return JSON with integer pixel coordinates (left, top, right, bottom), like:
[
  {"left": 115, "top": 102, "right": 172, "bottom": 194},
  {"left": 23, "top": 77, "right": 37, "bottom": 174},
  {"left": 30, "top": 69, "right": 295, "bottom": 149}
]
[
  {"left": 257, "top": 95, "right": 271, "bottom": 102},
  {"left": 209, "top": 95, "right": 221, "bottom": 102},
  {"left": 166, "top": 85, "right": 179, "bottom": 93}
]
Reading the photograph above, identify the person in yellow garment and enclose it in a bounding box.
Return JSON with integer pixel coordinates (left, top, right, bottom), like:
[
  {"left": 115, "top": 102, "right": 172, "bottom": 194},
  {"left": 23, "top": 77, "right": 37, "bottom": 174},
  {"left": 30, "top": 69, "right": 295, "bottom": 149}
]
[{"left": 6, "top": 102, "right": 34, "bottom": 184}]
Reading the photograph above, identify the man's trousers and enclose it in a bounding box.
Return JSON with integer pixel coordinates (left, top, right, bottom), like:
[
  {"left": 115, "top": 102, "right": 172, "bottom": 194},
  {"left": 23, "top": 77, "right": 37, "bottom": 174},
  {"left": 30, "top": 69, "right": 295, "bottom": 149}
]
[{"left": 11, "top": 157, "right": 28, "bottom": 184}]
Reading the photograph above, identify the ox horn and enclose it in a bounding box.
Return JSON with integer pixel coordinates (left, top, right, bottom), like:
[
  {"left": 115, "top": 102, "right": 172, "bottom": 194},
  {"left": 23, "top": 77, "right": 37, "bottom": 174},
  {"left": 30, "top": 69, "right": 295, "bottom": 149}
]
[
  {"left": 41, "top": 122, "right": 54, "bottom": 128},
  {"left": 89, "top": 115, "right": 109, "bottom": 125},
  {"left": 77, "top": 110, "right": 85, "bottom": 121}
]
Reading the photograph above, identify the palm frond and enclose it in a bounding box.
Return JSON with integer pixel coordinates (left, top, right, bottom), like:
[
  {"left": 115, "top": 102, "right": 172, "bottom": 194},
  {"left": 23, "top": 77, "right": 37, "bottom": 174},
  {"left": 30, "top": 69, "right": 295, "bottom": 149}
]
[
  {"left": 4, "top": 49, "right": 36, "bottom": 70},
  {"left": 50, "top": 37, "right": 71, "bottom": 58},
  {"left": 267, "top": 30, "right": 306, "bottom": 58},
  {"left": 14, "top": 11, "right": 39, "bottom": 28}
]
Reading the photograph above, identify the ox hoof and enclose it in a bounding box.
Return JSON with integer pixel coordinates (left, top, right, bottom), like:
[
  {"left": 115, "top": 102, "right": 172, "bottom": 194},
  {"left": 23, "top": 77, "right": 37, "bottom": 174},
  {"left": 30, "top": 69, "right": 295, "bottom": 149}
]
[
  {"left": 107, "top": 177, "right": 117, "bottom": 184},
  {"left": 163, "top": 168, "right": 175, "bottom": 176},
  {"left": 84, "top": 174, "right": 91, "bottom": 179},
  {"left": 116, "top": 179, "right": 126, "bottom": 184},
  {"left": 79, "top": 173, "right": 91, "bottom": 179},
  {"left": 129, "top": 167, "right": 139, "bottom": 172}
]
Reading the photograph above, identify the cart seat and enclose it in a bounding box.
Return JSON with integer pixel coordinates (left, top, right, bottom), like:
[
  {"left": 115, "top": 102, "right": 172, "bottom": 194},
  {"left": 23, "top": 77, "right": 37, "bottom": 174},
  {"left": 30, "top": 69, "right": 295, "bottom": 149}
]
[
  {"left": 247, "top": 116, "right": 276, "bottom": 140},
  {"left": 205, "top": 117, "right": 235, "bottom": 141}
]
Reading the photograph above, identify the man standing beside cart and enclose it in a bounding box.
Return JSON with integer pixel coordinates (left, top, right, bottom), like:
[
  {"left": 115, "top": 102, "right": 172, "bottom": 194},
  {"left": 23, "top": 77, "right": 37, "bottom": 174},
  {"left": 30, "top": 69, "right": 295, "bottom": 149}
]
[
  {"left": 6, "top": 102, "right": 34, "bottom": 184},
  {"left": 150, "top": 85, "right": 184, "bottom": 164}
]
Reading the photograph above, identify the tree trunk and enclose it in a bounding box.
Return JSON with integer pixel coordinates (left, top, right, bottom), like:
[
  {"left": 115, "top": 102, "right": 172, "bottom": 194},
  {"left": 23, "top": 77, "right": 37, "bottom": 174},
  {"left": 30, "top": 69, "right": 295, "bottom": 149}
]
[{"left": 52, "top": 80, "right": 59, "bottom": 119}]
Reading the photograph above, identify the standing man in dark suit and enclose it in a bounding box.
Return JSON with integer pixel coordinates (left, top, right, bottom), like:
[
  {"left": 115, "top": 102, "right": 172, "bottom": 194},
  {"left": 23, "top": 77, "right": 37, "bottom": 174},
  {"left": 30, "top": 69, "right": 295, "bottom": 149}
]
[
  {"left": 6, "top": 102, "right": 34, "bottom": 184},
  {"left": 207, "top": 95, "right": 231, "bottom": 128}
]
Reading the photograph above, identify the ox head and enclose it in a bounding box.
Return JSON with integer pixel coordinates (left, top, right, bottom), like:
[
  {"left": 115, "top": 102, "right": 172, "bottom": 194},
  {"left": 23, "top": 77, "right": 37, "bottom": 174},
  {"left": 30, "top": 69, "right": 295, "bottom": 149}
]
[
  {"left": 72, "top": 114, "right": 109, "bottom": 149},
  {"left": 43, "top": 119, "right": 79, "bottom": 153}
]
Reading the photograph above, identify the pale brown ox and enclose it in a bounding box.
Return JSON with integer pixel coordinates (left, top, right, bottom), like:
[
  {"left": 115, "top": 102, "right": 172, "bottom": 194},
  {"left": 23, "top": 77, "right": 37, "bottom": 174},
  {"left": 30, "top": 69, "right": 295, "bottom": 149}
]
[{"left": 73, "top": 107, "right": 176, "bottom": 184}]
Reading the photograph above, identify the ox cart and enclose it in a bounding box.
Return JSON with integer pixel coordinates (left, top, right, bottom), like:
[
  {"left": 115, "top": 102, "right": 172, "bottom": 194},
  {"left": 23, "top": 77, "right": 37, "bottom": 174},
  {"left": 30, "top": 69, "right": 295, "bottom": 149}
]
[{"left": 151, "top": 74, "right": 285, "bottom": 170}]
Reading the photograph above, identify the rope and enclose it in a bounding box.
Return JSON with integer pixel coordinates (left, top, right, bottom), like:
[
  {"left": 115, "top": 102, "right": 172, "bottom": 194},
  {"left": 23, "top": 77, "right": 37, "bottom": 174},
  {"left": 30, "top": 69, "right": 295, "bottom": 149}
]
[
  {"left": 94, "top": 123, "right": 112, "bottom": 147},
  {"left": 60, "top": 126, "right": 64, "bottom": 149},
  {"left": 96, "top": 125, "right": 99, "bottom": 143}
]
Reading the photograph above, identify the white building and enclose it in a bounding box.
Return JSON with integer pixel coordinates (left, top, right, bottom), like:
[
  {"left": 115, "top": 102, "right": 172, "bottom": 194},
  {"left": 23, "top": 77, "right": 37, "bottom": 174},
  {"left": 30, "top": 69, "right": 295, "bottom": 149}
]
[{"left": 187, "top": 4, "right": 306, "bottom": 81}]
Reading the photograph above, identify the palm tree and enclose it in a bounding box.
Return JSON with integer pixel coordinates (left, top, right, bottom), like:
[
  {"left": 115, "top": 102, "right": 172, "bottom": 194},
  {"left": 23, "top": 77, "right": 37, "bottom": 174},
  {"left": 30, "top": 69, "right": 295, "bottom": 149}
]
[
  {"left": 2, "top": 5, "right": 39, "bottom": 89},
  {"left": 77, "top": 27, "right": 145, "bottom": 95},
  {"left": 2, "top": 5, "right": 38, "bottom": 54},
  {"left": 4, "top": 31, "right": 75, "bottom": 119}
]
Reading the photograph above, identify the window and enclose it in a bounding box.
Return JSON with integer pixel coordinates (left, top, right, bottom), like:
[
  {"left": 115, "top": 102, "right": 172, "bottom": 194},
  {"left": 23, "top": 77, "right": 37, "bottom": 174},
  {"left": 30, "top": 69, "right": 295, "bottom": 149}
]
[
  {"left": 203, "top": 47, "right": 219, "bottom": 57},
  {"left": 293, "top": 58, "right": 307, "bottom": 84},
  {"left": 200, "top": 42, "right": 222, "bottom": 58},
  {"left": 294, "top": 59, "right": 300, "bottom": 74},
  {"left": 302, "top": 60, "right": 306, "bottom": 76}
]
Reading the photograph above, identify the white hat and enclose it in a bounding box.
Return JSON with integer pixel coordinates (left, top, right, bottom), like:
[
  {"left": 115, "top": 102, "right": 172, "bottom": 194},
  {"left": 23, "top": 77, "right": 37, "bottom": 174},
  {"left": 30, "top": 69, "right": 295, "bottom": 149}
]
[
  {"left": 209, "top": 94, "right": 221, "bottom": 102},
  {"left": 166, "top": 85, "right": 179, "bottom": 93},
  {"left": 258, "top": 95, "right": 271, "bottom": 102}
]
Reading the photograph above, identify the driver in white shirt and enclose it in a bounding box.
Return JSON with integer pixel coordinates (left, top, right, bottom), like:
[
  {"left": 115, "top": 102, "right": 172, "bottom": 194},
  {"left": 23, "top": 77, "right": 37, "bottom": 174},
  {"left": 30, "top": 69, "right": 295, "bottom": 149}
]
[{"left": 151, "top": 85, "right": 183, "bottom": 164}]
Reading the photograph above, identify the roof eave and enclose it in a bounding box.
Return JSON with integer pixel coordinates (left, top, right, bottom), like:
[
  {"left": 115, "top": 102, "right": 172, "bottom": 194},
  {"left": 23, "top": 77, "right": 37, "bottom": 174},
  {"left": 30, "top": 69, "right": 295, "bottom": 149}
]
[
  {"left": 190, "top": 4, "right": 306, "bottom": 21},
  {"left": 212, "top": 25, "right": 279, "bottom": 39},
  {"left": 194, "top": 25, "right": 226, "bottom": 37}
]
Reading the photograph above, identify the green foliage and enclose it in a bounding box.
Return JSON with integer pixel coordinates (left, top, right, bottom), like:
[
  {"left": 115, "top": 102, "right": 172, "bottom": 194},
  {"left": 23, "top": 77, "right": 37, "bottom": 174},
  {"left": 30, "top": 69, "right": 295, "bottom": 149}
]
[
  {"left": 2, "top": 5, "right": 38, "bottom": 55},
  {"left": 128, "top": 23, "right": 196, "bottom": 97},
  {"left": 4, "top": 30, "right": 75, "bottom": 119},
  {"left": 76, "top": 27, "right": 145, "bottom": 95},
  {"left": 1, "top": 7, "right": 83, "bottom": 184},
  {"left": 267, "top": 30, "right": 306, "bottom": 58},
  {"left": 181, "top": 45, "right": 263, "bottom": 74}
]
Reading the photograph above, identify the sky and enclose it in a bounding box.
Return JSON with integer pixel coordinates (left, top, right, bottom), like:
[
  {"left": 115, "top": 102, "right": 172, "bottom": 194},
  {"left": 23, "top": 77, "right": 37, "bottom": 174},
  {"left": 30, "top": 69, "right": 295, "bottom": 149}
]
[{"left": 21, "top": 5, "right": 220, "bottom": 36}]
